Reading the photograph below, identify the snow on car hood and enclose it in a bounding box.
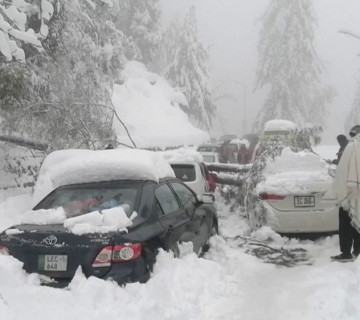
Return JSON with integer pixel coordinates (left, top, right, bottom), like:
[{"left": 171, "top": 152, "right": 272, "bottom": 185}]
[
  {"left": 18, "top": 206, "right": 136, "bottom": 235},
  {"left": 32, "top": 148, "right": 175, "bottom": 206},
  {"left": 256, "top": 148, "right": 333, "bottom": 195}
]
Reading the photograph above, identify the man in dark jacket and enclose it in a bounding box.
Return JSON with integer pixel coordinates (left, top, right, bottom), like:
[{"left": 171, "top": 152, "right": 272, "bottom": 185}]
[
  {"left": 332, "top": 134, "right": 348, "bottom": 165},
  {"left": 331, "top": 125, "right": 360, "bottom": 262}
]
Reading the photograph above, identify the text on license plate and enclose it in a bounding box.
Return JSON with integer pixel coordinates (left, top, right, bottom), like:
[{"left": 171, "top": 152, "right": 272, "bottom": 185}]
[
  {"left": 38, "top": 255, "right": 68, "bottom": 271},
  {"left": 294, "top": 196, "right": 315, "bottom": 207}
]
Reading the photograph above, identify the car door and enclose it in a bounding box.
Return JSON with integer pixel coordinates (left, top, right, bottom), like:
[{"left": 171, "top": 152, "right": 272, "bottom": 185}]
[
  {"left": 154, "top": 183, "right": 192, "bottom": 252},
  {"left": 169, "top": 181, "right": 213, "bottom": 254}
]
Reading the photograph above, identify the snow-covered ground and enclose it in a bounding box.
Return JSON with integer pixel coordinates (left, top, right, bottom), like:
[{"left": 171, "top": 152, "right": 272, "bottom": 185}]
[{"left": 0, "top": 189, "right": 358, "bottom": 320}]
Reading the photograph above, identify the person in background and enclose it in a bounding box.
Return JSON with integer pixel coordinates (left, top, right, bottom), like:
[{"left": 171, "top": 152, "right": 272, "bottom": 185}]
[
  {"left": 330, "top": 125, "right": 360, "bottom": 262},
  {"left": 332, "top": 134, "right": 348, "bottom": 165}
]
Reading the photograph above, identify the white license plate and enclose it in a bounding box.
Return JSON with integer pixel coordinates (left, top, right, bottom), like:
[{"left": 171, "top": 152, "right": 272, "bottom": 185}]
[
  {"left": 38, "top": 255, "right": 68, "bottom": 271},
  {"left": 294, "top": 196, "right": 315, "bottom": 208}
]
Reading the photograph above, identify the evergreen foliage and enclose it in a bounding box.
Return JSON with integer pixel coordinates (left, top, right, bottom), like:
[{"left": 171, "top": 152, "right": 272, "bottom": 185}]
[
  {"left": 254, "top": 0, "right": 334, "bottom": 131},
  {"left": 160, "top": 7, "right": 216, "bottom": 130},
  {"left": 0, "top": 0, "right": 213, "bottom": 150}
]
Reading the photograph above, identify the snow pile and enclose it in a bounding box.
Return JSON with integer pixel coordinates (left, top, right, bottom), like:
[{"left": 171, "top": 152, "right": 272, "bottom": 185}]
[
  {"left": 33, "top": 148, "right": 175, "bottom": 206},
  {"left": 1, "top": 187, "right": 360, "bottom": 319},
  {"left": 18, "top": 206, "right": 135, "bottom": 235},
  {"left": 63, "top": 207, "right": 135, "bottom": 235},
  {"left": 20, "top": 207, "right": 66, "bottom": 225},
  {"left": 256, "top": 147, "right": 333, "bottom": 195},
  {"left": 112, "top": 61, "right": 210, "bottom": 149},
  {"left": 160, "top": 147, "right": 204, "bottom": 164},
  {"left": 263, "top": 119, "right": 298, "bottom": 132},
  {"left": 0, "top": 194, "right": 32, "bottom": 231}
]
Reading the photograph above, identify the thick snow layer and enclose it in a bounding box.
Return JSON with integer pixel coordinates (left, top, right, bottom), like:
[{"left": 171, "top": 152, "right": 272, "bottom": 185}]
[
  {"left": 160, "top": 147, "right": 204, "bottom": 164},
  {"left": 112, "top": 61, "right": 210, "bottom": 149},
  {"left": 256, "top": 147, "right": 333, "bottom": 194},
  {"left": 20, "top": 207, "right": 66, "bottom": 225},
  {"left": 0, "top": 191, "right": 359, "bottom": 320},
  {"left": 63, "top": 207, "right": 134, "bottom": 235},
  {"left": 33, "top": 148, "right": 175, "bottom": 206},
  {"left": 263, "top": 119, "right": 298, "bottom": 132},
  {"left": 17, "top": 203, "right": 134, "bottom": 235}
]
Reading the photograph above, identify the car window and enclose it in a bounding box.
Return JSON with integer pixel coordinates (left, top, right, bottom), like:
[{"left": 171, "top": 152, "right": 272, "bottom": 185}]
[
  {"left": 155, "top": 184, "right": 180, "bottom": 215},
  {"left": 170, "top": 182, "right": 197, "bottom": 210},
  {"left": 171, "top": 164, "right": 196, "bottom": 182},
  {"left": 35, "top": 182, "right": 141, "bottom": 218}
]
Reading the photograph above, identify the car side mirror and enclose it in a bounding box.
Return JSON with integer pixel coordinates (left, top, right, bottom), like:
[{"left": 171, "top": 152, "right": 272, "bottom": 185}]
[{"left": 197, "top": 193, "right": 215, "bottom": 204}]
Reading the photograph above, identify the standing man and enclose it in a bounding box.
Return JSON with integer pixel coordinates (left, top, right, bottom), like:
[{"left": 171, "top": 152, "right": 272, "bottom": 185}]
[
  {"left": 331, "top": 125, "right": 360, "bottom": 262},
  {"left": 332, "top": 134, "right": 348, "bottom": 165}
]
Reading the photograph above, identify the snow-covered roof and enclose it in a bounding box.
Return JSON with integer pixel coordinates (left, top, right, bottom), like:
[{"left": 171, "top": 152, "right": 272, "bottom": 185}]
[
  {"left": 256, "top": 147, "right": 333, "bottom": 195},
  {"left": 32, "top": 148, "right": 175, "bottom": 206},
  {"left": 160, "top": 147, "right": 204, "bottom": 165},
  {"left": 263, "top": 119, "right": 298, "bottom": 132}
]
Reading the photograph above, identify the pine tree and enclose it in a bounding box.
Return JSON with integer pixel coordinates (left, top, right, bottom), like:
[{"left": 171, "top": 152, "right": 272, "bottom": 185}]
[
  {"left": 115, "top": 0, "right": 161, "bottom": 66},
  {"left": 162, "top": 6, "right": 216, "bottom": 130},
  {"left": 254, "top": 0, "right": 333, "bottom": 131}
]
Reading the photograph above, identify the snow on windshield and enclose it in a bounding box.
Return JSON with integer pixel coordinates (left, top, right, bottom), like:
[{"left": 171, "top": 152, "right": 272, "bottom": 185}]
[
  {"left": 256, "top": 147, "right": 333, "bottom": 195},
  {"left": 32, "top": 148, "right": 175, "bottom": 206},
  {"left": 18, "top": 206, "right": 136, "bottom": 235}
]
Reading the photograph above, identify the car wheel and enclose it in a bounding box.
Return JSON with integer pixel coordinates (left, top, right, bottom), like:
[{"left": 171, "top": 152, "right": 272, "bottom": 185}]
[
  {"left": 170, "top": 242, "right": 180, "bottom": 258},
  {"left": 199, "top": 219, "right": 218, "bottom": 256}
]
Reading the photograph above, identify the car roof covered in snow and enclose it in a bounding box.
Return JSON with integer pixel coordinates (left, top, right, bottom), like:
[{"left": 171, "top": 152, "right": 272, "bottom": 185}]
[
  {"left": 263, "top": 119, "right": 298, "bottom": 132},
  {"left": 33, "top": 148, "right": 175, "bottom": 205},
  {"left": 160, "top": 147, "right": 204, "bottom": 165}
]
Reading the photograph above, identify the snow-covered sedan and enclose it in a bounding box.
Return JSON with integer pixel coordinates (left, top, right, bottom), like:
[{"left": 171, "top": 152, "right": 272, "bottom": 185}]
[
  {"left": 0, "top": 149, "right": 218, "bottom": 287},
  {"left": 254, "top": 147, "right": 338, "bottom": 235}
]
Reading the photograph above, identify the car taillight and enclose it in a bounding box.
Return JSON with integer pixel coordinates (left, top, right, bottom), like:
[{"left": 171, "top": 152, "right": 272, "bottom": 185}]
[
  {"left": 0, "top": 245, "right": 9, "bottom": 255},
  {"left": 92, "top": 244, "right": 142, "bottom": 267},
  {"left": 259, "top": 193, "right": 286, "bottom": 200}
]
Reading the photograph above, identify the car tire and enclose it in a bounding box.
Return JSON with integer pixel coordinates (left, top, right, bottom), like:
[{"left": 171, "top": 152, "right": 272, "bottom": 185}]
[
  {"left": 170, "top": 242, "right": 180, "bottom": 258},
  {"left": 199, "top": 219, "right": 218, "bottom": 256}
]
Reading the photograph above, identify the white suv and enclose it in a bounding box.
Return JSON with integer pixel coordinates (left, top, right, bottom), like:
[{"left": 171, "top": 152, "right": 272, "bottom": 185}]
[{"left": 169, "top": 161, "right": 210, "bottom": 196}]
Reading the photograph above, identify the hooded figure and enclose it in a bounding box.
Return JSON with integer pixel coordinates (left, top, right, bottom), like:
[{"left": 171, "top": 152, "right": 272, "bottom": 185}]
[
  {"left": 333, "top": 134, "right": 348, "bottom": 165},
  {"left": 330, "top": 125, "right": 360, "bottom": 261}
]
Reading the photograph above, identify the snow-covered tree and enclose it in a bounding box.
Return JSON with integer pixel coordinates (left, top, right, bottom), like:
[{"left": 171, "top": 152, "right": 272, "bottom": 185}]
[
  {"left": 254, "top": 0, "right": 334, "bottom": 131},
  {"left": 114, "top": 0, "right": 161, "bottom": 66},
  {"left": 0, "top": 0, "right": 53, "bottom": 62},
  {"left": 161, "top": 6, "right": 216, "bottom": 130},
  {"left": 1, "top": 0, "right": 139, "bottom": 150}
]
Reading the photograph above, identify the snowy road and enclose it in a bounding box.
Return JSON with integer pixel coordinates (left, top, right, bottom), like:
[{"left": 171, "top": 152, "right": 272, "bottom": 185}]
[{"left": 0, "top": 194, "right": 359, "bottom": 320}]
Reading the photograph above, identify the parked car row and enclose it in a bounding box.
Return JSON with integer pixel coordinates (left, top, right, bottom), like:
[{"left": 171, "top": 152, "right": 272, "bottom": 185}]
[{"left": 0, "top": 149, "right": 218, "bottom": 288}]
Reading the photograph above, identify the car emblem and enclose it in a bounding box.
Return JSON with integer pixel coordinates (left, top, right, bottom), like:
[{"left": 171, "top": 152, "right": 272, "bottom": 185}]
[{"left": 42, "top": 235, "right": 58, "bottom": 246}]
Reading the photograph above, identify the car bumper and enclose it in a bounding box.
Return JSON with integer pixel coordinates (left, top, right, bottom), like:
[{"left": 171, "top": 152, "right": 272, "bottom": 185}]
[
  {"left": 268, "top": 206, "right": 339, "bottom": 233},
  {"left": 40, "top": 258, "right": 150, "bottom": 288}
]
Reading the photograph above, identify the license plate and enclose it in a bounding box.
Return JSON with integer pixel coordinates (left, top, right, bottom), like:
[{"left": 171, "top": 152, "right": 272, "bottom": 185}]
[
  {"left": 38, "top": 255, "right": 68, "bottom": 271},
  {"left": 294, "top": 196, "right": 315, "bottom": 208}
]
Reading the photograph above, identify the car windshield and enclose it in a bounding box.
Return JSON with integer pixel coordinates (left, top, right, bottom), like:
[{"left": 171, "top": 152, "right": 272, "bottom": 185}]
[
  {"left": 34, "top": 181, "right": 142, "bottom": 218},
  {"left": 171, "top": 164, "right": 196, "bottom": 182}
]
